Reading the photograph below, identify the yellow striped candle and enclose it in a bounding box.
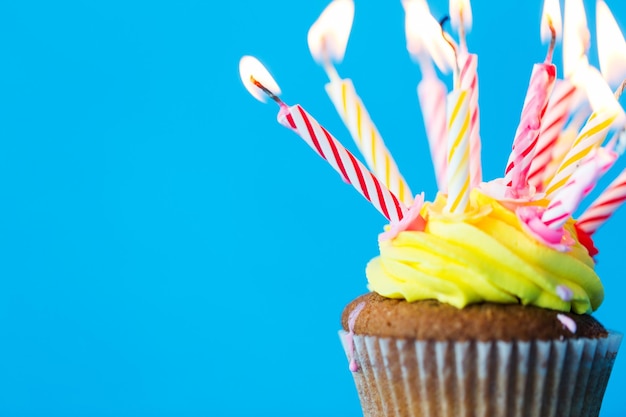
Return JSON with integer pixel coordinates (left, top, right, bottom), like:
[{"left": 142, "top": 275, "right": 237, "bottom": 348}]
[
  {"left": 309, "top": 0, "right": 413, "bottom": 206},
  {"left": 541, "top": 110, "right": 587, "bottom": 187},
  {"left": 543, "top": 109, "right": 617, "bottom": 199},
  {"left": 544, "top": 68, "right": 623, "bottom": 199},
  {"left": 324, "top": 79, "right": 413, "bottom": 206},
  {"left": 445, "top": 89, "right": 471, "bottom": 214}
]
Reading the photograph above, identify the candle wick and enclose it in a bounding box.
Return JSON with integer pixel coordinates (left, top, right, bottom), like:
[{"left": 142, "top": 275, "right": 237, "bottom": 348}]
[
  {"left": 321, "top": 36, "right": 341, "bottom": 84},
  {"left": 545, "top": 17, "right": 556, "bottom": 64},
  {"left": 439, "top": 15, "right": 460, "bottom": 84},
  {"left": 459, "top": 9, "right": 467, "bottom": 54},
  {"left": 250, "top": 75, "right": 284, "bottom": 106},
  {"left": 614, "top": 79, "right": 626, "bottom": 100}
]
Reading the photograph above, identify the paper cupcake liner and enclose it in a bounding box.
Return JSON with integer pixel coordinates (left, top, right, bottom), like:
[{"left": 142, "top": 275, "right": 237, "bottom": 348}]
[{"left": 339, "top": 331, "right": 622, "bottom": 417}]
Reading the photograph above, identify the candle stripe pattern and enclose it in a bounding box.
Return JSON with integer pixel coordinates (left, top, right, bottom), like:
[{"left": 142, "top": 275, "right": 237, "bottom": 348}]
[
  {"left": 577, "top": 168, "right": 626, "bottom": 234},
  {"left": 505, "top": 63, "right": 556, "bottom": 190},
  {"left": 417, "top": 80, "right": 448, "bottom": 192},
  {"left": 326, "top": 79, "right": 413, "bottom": 206},
  {"left": 445, "top": 90, "right": 471, "bottom": 214},
  {"left": 528, "top": 80, "right": 577, "bottom": 189},
  {"left": 544, "top": 110, "right": 617, "bottom": 199},
  {"left": 542, "top": 148, "right": 616, "bottom": 229},
  {"left": 280, "top": 104, "right": 406, "bottom": 222},
  {"left": 459, "top": 53, "right": 482, "bottom": 188}
]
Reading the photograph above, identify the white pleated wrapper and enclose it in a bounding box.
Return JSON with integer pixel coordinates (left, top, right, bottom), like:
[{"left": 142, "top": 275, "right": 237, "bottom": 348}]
[{"left": 339, "top": 331, "right": 622, "bottom": 417}]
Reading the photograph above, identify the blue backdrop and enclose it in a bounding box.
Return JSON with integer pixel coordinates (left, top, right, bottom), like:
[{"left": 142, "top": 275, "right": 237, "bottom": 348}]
[{"left": 0, "top": 0, "right": 624, "bottom": 416}]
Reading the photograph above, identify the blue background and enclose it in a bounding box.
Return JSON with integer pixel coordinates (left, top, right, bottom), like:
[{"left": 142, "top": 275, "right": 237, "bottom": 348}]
[{"left": 0, "top": 0, "right": 624, "bottom": 416}]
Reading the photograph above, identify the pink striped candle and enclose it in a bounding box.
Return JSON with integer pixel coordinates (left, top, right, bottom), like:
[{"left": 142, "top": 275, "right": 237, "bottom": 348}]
[
  {"left": 458, "top": 52, "right": 482, "bottom": 187},
  {"left": 542, "top": 148, "right": 616, "bottom": 229},
  {"left": 527, "top": 79, "right": 577, "bottom": 190},
  {"left": 418, "top": 77, "right": 448, "bottom": 192},
  {"left": 541, "top": 108, "right": 589, "bottom": 186},
  {"left": 240, "top": 55, "right": 407, "bottom": 223},
  {"left": 403, "top": 0, "right": 454, "bottom": 193},
  {"left": 504, "top": 63, "right": 556, "bottom": 191},
  {"left": 577, "top": 167, "right": 626, "bottom": 234},
  {"left": 445, "top": 89, "right": 471, "bottom": 214}
]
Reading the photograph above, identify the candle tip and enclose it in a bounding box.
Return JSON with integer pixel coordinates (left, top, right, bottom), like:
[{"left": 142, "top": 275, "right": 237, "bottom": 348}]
[
  {"left": 308, "top": 0, "right": 354, "bottom": 65},
  {"left": 239, "top": 55, "right": 283, "bottom": 104}
]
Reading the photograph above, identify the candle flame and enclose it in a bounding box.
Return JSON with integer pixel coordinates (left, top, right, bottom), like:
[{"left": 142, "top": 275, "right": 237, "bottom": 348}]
[
  {"left": 583, "top": 66, "right": 625, "bottom": 125},
  {"left": 307, "top": 0, "right": 355, "bottom": 64},
  {"left": 596, "top": 0, "right": 626, "bottom": 90},
  {"left": 449, "top": 0, "right": 472, "bottom": 32},
  {"left": 541, "top": 0, "right": 562, "bottom": 44},
  {"left": 562, "top": 0, "right": 589, "bottom": 79},
  {"left": 239, "top": 56, "right": 282, "bottom": 103},
  {"left": 403, "top": 0, "right": 455, "bottom": 73}
]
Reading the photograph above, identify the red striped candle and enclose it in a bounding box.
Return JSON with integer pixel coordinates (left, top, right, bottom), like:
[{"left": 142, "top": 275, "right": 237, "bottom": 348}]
[
  {"left": 577, "top": 167, "right": 626, "bottom": 234},
  {"left": 527, "top": 79, "right": 577, "bottom": 189},
  {"left": 240, "top": 55, "right": 407, "bottom": 223},
  {"left": 278, "top": 105, "right": 406, "bottom": 222},
  {"left": 542, "top": 148, "right": 616, "bottom": 229},
  {"left": 505, "top": 63, "right": 556, "bottom": 191}
]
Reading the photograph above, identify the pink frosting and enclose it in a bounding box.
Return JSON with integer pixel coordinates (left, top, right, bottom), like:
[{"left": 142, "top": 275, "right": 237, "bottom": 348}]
[
  {"left": 379, "top": 193, "right": 426, "bottom": 242},
  {"left": 516, "top": 205, "right": 574, "bottom": 252},
  {"left": 479, "top": 179, "right": 543, "bottom": 211}
]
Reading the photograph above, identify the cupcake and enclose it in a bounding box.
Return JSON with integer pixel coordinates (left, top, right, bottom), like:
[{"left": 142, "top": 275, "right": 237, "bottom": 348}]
[{"left": 339, "top": 191, "right": 623, "bottom": 417}]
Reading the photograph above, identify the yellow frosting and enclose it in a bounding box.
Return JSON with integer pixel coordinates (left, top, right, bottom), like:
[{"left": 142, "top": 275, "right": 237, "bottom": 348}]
[{"left": 367, "top": 189, "right": 603, "bottom": 314}]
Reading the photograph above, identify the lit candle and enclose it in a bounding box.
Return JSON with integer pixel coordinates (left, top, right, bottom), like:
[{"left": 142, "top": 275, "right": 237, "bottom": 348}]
[
  {"left": 544, "top": 67, "right": 625, "bottom": 199},
  {"left": 445, "top": 88, "right": 471, "bottom": 214},
  {"left": 518, "top": 147, "right": 615, "bottom": 252},
  {"left": 308, "top": 0, "right": 413, "bottom": 206},
  {"left": 449, "top": 0, "right": 472, "bottom": 54},
  {"left": 540, "top": 105, "right": 589, "bottom": 189},
  {"left": 562, "top": 0, "right": 589, "bottom": 86},
  {"left": 527, "top": 0, "right": 572, "bottom": 190},
  {"left": 542, "top": 148, "right": 616, "bottom": 229},
  {"left": 403, "top": 0, "right": 453, "bottom": 192},
  {"left": 450, "top": 0, "right": 482, "bottom": 187},
  {"left": 577, "top": 167, "right": 626, "bottom": 235},
  {"left": 504, "top": 0, "right": 557, "bottom": 193},
  {"left": 528, "top": 80, "right": 576, "bottom": 189},
  {"left": 537, "top": 0, "right": 592, "bottom": 188},
  {"left": 596, "top": 0, "right": 626, "bottom": 90},
  {"left": 239, "top": 56, "right": 406, "bottom": 222}
]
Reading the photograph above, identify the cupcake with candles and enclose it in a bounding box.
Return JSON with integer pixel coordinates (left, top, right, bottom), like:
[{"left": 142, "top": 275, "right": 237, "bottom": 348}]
[{"left": 240, "top": 0, "right": 624, "bottom": 415}]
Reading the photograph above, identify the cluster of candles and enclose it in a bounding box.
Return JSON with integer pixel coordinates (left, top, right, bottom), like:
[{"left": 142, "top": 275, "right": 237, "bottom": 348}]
[{"left": 239, "top": 0, "right": 626, "bottom": 247}]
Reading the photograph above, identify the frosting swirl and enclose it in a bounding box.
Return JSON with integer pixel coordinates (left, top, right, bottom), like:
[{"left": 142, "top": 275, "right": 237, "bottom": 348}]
[{"left": 367, "top": 189, "right": 603, "bottom": 314}]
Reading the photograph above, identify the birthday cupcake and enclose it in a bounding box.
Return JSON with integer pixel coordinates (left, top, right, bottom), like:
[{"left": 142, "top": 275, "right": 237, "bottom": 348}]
[
  {"left": 339, "top": 190, "right": 622, "bottom": 417},
  {"left": 240, "top": 0, "right": 625, "bottom": 415}
]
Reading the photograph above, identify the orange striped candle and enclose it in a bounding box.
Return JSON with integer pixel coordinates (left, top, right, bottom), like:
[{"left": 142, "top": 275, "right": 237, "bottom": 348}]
[{"left": 445, "top": 89, "right": 471, "bottom": 214}]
